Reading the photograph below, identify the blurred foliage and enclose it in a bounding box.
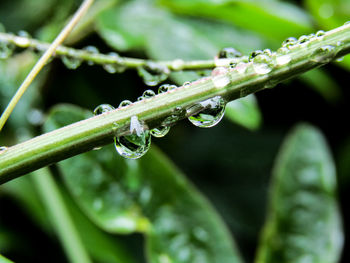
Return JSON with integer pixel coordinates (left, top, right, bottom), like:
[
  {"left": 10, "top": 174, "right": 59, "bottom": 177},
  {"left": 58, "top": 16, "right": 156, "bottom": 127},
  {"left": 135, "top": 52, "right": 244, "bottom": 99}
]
[{"left": 0, "top": 0, "right": 349, "bottom": 262}]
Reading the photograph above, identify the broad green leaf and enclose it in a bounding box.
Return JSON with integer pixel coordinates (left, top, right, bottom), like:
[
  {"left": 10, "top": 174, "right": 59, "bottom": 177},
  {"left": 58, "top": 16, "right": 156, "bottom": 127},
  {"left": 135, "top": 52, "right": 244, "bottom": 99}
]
[
  {"left": 44, "top": 104, "right": 243, "bottom": 263},
  {"left": 299, "top": 68, "right": 341, "bottom": 103},
  {"left": 225, "top": 95, "right": 262, "bottom": 131},
  {"left": 158, "top": 0, "right": 313, "bottom": 42},
  {"left": 0, "top": 254, "right": 13, "bottom": 263},
  {"left": 255, "top": 124, "right": 343, "bottom": 263}
]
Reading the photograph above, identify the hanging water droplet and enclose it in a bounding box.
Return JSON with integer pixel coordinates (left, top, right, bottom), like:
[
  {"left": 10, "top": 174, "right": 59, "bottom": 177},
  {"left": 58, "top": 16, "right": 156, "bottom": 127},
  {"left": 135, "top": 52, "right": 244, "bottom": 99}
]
[
  {"left": 187, "top": 96, "right": 226, "bottom": 128},
  {"left": 150, "top": 125, "right": 170, "bottom": 138},
  {"left": 0, "top": 41, "right": 14, "bottom": 59},
  {"left": 103, "top": 52, "right": 126, "bottom": 74},
  {"left": 249, "top": 50, "right": 263, "bottom": 62},
  {"left": 158, "top": 84, "right": 177, "bottom": 93},
  {"left": 119, "top": 100, "right": 132, "bottom": 108},
  {"left": 137, "top": 62, "right": 170, "bottom": 86},
  {"left": 62, "top": 55, "right": 82, "bottom": 69},
  {"left": 162, "top": 115, "right": 181, "bottom": 126},
  {"left": 282, "top": 37, "right": 297, "bottom": 49},
  {"left": 0, "top": 146, "right": 8, "bottom": 154},
  {"left": 94, "top": 104, "right": 115, "bottom": 115},
  {"left": 252, "top": 53, "right": 273, "bottom": 74},
  {"left": 114, "top": 116, "right": 151, "bottom": 159},
  {"left": 83, "top": 46, "right": 99, "bottom": 65},
  {"left": 312, "top": 45, "right": 337, "bottom": 63},
  {"left": 218, "top": 47, "right": 242, "bottom": 58}
]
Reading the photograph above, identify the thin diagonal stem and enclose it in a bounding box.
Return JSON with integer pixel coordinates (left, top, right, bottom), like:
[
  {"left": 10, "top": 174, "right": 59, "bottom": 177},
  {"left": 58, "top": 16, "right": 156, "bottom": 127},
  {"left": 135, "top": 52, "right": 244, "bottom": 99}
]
[
  {"left": 0, "top": 32, "right": 247, "bottom": 71},
  {"left": 0, "top": 0, "right": 94, "bottom": 131},
  {"left": 1, "top": 23, "right": 350, "bottom": 184}
]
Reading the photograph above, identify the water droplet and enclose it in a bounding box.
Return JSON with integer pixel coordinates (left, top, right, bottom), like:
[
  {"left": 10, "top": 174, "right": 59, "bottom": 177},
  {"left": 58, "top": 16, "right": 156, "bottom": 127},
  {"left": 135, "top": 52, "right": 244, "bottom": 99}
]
[
  {"left": 211, "top": 67, "right": 230, "bottom": 88},
  {"left": 252, "top": 53, "right": 273, "bottom": 74},
  {"left": 137, "top": 62, "right": 170, "bottom": 86},
  {"left": 312, "top": 45, "right": 337, "bottom": 63},
  {"left": 316, "top": 30, "right": 325, "bottom": 37},
  {"left": 83, "top": 46, "right": 99, "bottom": 65},
  {"left": 187, "top": 96, "right": 226, "bottom": 128},
  {"left": 93, "top": 104, "right": 115, "bottom": 115},
  {"left": 218, "top": 47, "right": 242, "bottom": 58},
  {"left": 0, "top": 41, "right": 14, "bottom": 59},
  {"left": 282, "top": 37, "right": 297, "bottom": 49},
  {"left": 183, "top": 81, "right": 191, "bottom": 87},
  {"left": 62, "top": 55, "right": 82, "bottom": 69},
  {"left": 249, "top": 50, "right": 263, "bottom": 62},
  {"left": 114, "top": 116, "right": 151, "bottom": 159},
  {"left": 263, "top": 49, "right": 272, "bottom": 56},
  {"left": 142, "top": 89, "right": 156, "bottom": 98},
  {"left": 234, "top": 62, "right": 248, "bottom": 74},
  {"left": 150, "top": 125, "right": 170, "bottom": 137},
  {"left": 171, "top": 59, "right": 184, "bottom": 71},
  {"left": 103, "top": 52, "right": 126, "bottom": 73},
  {"left": 158, "top": 84, "right": 177, "bottom": 93},
  {"left": 0, "top": 146, "right": 8, "bottom": 154},
  {"left": 119, "top": 100, "right": 132, "bottom": 108},
  {"left": 276, "top": 46, "right": 289, "bottom": 55},
  {"left": 298, "top": 35, "right": 310, "bottom": 44},
  {"left": 275, "top": 54, "right": 291, "bottom": 66},
  {"left": 162, "top": 114, "right": 181, "bottom": 126}
]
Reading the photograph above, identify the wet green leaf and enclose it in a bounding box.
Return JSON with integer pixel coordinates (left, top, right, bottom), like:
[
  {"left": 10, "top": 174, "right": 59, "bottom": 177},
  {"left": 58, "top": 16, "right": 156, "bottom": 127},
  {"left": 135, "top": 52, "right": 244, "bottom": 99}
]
[
  {"left": 44, "top": 104, "right": 244, "bottom": 263},
  {"left": 158, "top": 0, "right": 313, "bottom": 42},
  {"left": 225, "top": 95, "right": 262, "bottom": 131},
  {"left": 255, "top": 124, "right": 343, "bottom": 263}
]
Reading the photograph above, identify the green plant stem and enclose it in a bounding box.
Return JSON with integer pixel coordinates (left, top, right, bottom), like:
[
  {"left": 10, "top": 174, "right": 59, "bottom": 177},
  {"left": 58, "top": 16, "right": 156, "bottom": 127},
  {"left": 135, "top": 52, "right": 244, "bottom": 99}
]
[
  {"left": 1, "top": 23, "right": 350, "bottom": 184},
  {"left": 32, "top": 168, "right": 92, "bottom": 263},
  {"left": 0, "top": 32, "right": 247, "bottom": 71},
  {"left": 0, "top": 0, "right": 94, "bottom": 132}
]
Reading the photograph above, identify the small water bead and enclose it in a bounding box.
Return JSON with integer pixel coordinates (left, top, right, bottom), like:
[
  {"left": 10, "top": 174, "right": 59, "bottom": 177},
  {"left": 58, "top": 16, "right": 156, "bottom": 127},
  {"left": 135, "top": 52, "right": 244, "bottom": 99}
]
[
  {"left": 158, "top": 84, "right": 177, "bottom": 93},
  {"left": 16, "top": 30, "right": 31, "bottom": 47},
  {"left": 150, "top": 125, "right": 170, "bottom": 138},
  {"left": 137, "top": 62, "right": 170, "bottom": 86},
  {"left": 93, "top": 104, "right": 115, "bottom": 115},
  {"left": 183, "top": 81, "right": 191, "bottom": 88},
  {"left": 103, "top": 52, "right": 126, "bottom": 74},
  {"left": 263, "top": 49, "right": 272, "bottom": 56},
  {"left": 62, "top": 55, "right": 82, "bottom": 69},
  {"left": 312, "top": 45, "right": 337, "bottom": 63},
  {"left": 114, "top": 116, "right": 151, "bottom": 159},
  {"left": 0, "top": 41, "right": 14, "bottom": 59},
  {"left": 234, "top": 62, "right": 248, "bottom": 74},
  {"left": 119, "top": 100, "right": 132, "bottom": 107},
  {"left": 282, "top": 37, "right": 297, "bottom": 49},
  {"left": 142, "top": 89, "right": 156, "bottom": 98},
  {"left": 218, "top": 47, "right": 242, "bottom": 58},
  {"left": 298, "top": 35, "right": 310, "bottom": 44},
  {"left": 315, "top": 30, "right": 325, "bottom": 38},
  {"left": 252, "top": 53, "right": 273, "bottom": 74},
  {"left": 187, "top": 96, "right": 226, "bottom": 128},
  {"left": 249, "top": 50, "right": 263, "bottom": 62}
]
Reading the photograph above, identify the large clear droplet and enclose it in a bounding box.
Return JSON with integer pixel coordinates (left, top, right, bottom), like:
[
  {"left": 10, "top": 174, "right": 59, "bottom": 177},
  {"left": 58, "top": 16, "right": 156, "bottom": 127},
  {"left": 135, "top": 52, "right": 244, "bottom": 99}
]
[
  {"left": 150, "top": 125, "right": 170, "bottom": 138},
  {"left": 0, "top": 41, "right": 14, "bottom": 60},
  {"left": 187, "top": 96, "right": 226, "bottom": 128},
  {"left": 62, "top": 55, "right": 82, "bottom": 69},
  {"left": 137, "top": 62, "right": 170, "bottom": 86},
  {"left": 115, "top": 116, "right": 151, "bottom": 159},
  {"left": 93, "top": 104, "right": 115, "bottom": 115}
]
